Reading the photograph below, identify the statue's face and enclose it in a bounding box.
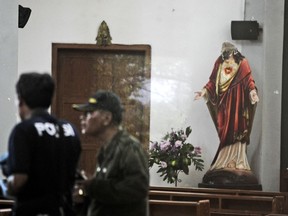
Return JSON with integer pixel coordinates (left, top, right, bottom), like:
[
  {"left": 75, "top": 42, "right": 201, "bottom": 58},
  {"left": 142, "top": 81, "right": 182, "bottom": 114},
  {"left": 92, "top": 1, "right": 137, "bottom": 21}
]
[
  {"left": 224, "top": 55, "right": 235, "bottom": 64},
  {"left": 221, "top": 50, "right": 233, "bottom": 61},
  {"left": 222, "top": 55, "right": 237, "bottom": 75}
]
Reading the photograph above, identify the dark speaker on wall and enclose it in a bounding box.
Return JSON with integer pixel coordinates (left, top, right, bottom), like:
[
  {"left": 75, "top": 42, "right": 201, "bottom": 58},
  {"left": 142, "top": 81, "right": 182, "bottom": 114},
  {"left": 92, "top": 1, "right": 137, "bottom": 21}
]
[
  {"left": 231, "top": 21, "right": 260, "bottom": 40},
  {"left": 18, "top": 5, "right": 32, "bottom": 28}
]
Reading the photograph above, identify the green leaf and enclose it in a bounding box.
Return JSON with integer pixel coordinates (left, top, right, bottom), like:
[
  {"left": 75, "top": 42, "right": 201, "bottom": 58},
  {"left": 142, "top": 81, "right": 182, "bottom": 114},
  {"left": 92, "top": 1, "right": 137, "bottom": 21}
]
[
  {"left": 148, "top": 160, "right": 154, "bottom": 167},
  {"left": 185, "top": 126, "right": 192, "bottom": 137},
  {"left": 163, "top": 133, "right": 170, "bottom": 140},
  {"left": 182, "top": 165, "right": 189, "bottom": 175}
]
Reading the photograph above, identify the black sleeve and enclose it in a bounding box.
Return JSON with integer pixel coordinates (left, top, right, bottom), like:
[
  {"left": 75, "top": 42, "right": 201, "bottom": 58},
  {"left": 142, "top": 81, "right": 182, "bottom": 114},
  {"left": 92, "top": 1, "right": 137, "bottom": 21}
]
[{"left": 8, "top": 125, "right": 32, "bottom": 175}]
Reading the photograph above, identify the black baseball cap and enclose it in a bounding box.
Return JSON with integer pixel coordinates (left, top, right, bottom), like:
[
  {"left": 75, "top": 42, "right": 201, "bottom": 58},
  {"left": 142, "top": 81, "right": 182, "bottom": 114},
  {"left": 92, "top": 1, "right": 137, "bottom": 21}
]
[{"left": 72, "top": 90, "right": 123, "bottom": 123}]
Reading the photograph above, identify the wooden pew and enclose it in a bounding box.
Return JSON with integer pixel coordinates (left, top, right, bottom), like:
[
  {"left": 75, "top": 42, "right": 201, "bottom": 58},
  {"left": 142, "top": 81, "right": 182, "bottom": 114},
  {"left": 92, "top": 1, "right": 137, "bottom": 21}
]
[
  {"left": 265, "top": 214, "right": 288, "bottom": 216},
  {"left": 149, "top": 186, "right": 288, "bottom": 216},
  {"left": 0, "top": 199, "right": 13, "bottom": 216},
  {"left": 0, "top": 209, "right": 12, "bottom": 216},
  {"left": 149, "top": 199, "right": 210, "bottom": 216},
  {"left": 0, "top": 199, "right": 14, "bottom": 208}
]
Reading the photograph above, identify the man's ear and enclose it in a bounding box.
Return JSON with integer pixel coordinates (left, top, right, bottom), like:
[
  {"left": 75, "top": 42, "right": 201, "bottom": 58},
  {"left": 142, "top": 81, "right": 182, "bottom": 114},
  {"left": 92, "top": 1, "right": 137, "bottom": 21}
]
[
  {"left": 19, "top": 99, "right": 24, "bottom": 107},
  {"left": 103, "top": 111, "right": 113, "bottom": 126},
  {"left": 18, "top": 98, "right": 31, "bottom": 120}
]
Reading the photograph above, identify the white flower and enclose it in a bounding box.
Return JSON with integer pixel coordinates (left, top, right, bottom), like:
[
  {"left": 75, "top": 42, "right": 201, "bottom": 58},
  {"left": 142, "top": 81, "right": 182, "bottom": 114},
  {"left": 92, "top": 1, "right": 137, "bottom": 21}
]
[{"left": 160, "top": 161, "right": 167, "bottom": 168}]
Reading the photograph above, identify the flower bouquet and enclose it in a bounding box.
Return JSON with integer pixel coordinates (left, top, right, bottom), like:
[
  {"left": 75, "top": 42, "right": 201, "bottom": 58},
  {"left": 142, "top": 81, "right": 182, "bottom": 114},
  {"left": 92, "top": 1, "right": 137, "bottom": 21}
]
[{"left": 149, "top": 126, "right": 204, "bottom": 186}]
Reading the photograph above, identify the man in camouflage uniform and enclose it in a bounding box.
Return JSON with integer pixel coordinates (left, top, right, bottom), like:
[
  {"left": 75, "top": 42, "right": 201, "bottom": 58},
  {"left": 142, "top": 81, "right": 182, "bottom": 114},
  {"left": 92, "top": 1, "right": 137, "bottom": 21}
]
[{"left": 73, "top": 90, "right": 149, "bottom": 216}]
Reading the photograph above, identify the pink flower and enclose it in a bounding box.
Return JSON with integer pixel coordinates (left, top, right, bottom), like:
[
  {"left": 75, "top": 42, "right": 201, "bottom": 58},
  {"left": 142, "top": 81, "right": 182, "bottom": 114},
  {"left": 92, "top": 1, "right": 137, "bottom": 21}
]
[
  {"left": 181, "top": 134, "right": 187, "bottom": 140},
  {"left": 160, "top": 141, "right": 171, "bottom": 151},
  {"left": 150, "top": 141, "right": 158, "bottom": 150},
  {"left": 175, "top": 140, "right": 183, "bottom": 148},
  {"left": 194, "top": 146, "right": 202, "bottom": 155}
]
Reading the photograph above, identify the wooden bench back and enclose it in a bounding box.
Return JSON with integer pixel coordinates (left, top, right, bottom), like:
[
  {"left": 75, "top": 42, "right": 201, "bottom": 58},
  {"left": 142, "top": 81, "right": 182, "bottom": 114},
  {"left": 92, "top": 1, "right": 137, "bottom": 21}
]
[
  {"left": 0, "top": 209, "right": 12, "bottom": 216},
  {"left": 149, "top": 186, "right": 288, "bottom": 215},
  {"left": 149, "top": 199, "right": 210, "bottom": 216}
]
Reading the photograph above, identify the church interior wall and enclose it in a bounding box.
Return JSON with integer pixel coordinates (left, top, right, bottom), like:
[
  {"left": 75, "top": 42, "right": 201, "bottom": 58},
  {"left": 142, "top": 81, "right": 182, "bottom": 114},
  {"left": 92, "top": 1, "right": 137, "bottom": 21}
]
[{"left": 0, "top": 0, "right": 284, "bottom": 191}]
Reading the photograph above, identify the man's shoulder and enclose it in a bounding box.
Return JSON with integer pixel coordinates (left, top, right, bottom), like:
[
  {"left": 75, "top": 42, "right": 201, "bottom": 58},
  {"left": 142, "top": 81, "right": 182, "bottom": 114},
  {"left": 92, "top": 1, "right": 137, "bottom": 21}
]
[
  {"left": 116, "top": 130, "right": 143, "bottom": 152},
  {"left": 10, "top": 119, "right": 41, "bottom": 141},
  {"left": 119, "top": 130, "right": 140, "bottom": 143},
  {"left": 15, "top": 116, "right": 80, "bottom": 139},
  {"left": 14, "top": 118, "right": 36, "bottom": 131}
]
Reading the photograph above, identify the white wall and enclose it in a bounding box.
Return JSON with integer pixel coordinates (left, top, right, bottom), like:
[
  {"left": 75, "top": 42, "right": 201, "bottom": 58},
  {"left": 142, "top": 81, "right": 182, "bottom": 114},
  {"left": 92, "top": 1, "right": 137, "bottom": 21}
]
[
  {"left": 0, "top": 0, "right": 18, "bottom": 155},
  {"left": 240, "top": 0, "right": 265, "bottom": 189},
  {"left": 15, "top": 0, "right": 284, "bottom": 191},
  {"left": 259, "top": 0, "right": 284, "bottom": 191},
  {"left": 241, "top": 0, "right": 284, "bottom": 191}
]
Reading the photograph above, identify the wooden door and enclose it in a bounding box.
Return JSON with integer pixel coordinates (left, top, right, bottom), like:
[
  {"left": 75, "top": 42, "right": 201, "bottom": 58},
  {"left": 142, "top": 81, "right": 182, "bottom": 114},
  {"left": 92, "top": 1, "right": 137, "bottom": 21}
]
[{"left": 51, "top": 43, "right": 151, "bottom": 175}]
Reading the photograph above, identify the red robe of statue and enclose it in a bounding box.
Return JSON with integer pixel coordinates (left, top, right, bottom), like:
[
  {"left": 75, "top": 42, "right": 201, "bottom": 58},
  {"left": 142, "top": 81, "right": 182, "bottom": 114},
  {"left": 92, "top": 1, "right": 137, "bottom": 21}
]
[{"left": 204, "top": 57, "right": 257, "bottom": 165}]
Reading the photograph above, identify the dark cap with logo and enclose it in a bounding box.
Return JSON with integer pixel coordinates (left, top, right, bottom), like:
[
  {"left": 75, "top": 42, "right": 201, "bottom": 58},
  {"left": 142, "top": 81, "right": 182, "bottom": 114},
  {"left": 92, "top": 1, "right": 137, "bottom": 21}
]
[{"left": 72, "top": 90, "right": 124, "bottom": 124}]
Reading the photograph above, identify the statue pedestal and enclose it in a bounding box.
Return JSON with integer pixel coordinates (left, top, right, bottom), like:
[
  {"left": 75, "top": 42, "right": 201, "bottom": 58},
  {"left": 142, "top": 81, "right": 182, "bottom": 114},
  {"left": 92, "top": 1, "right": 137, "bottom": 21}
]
[{"left": 198, "top": 168, "right": 262, "bottom": 190}]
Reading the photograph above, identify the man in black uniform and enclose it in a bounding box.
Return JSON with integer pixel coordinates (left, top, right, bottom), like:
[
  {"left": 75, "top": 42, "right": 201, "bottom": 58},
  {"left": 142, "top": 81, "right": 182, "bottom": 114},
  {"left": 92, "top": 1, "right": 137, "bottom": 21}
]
[
  {"left": 73, "top": 90, "right": 149, "bottom": 216},
  {"left": 6, "top": 72, "right": 81, "bottom": 216}
]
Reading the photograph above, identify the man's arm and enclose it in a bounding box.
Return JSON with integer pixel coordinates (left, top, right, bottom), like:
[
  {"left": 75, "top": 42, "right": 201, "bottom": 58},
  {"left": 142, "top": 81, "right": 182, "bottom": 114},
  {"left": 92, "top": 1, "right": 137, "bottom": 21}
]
[{"left": 7, "top": 173, "right": 28, "bottom": 196}]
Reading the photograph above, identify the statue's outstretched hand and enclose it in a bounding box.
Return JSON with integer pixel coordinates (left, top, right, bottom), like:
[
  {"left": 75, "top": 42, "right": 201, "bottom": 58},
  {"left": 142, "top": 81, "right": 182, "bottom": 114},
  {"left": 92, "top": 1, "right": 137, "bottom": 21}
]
[
  {"left": 250, "top": 89, "right": 259, "bottom": 104},
  {"left": 194, "top": 89, "right": 205, "bottom": 101}
]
